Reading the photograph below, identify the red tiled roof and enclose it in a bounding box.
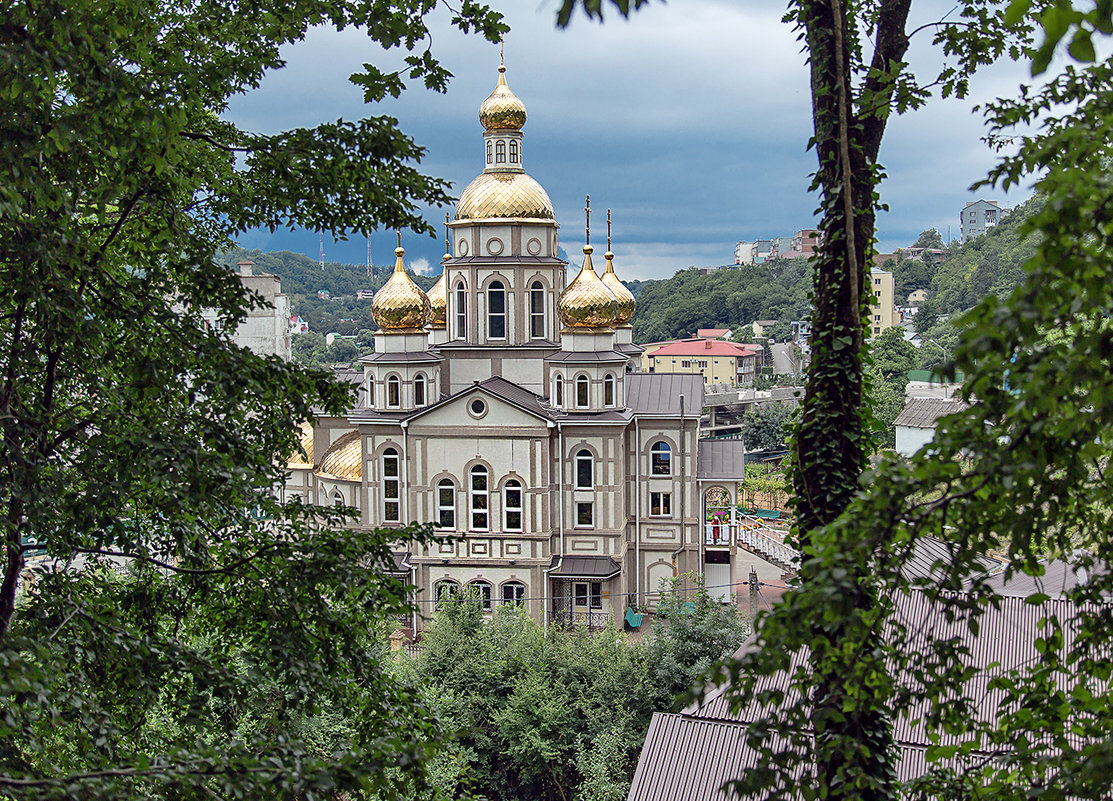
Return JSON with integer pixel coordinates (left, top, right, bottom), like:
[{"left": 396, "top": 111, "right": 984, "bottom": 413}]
[
  {"left": 696, "top": 328, "right": 731, "bottom": 338},
  {"left": 648, "top": 339, "right": 761, "bottom": 358}
]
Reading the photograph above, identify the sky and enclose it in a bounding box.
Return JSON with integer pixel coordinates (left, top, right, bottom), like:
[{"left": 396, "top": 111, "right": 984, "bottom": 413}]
[{"left": 226, "top": 0, "right": 1037, "bottom": 281}]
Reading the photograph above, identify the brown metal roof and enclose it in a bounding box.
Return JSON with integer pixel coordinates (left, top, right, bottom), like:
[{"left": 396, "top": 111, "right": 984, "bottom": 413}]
[
  {"left": 697, "top": 439, "right": 747, "bottom": 480},
  {"left": 548, "top": 555, "right": 621, "bottom": 579},
  {"left": 626, "top": 373, "right": 705, "bottom": 416},
  {"left": 892, "top": 397, "right": 968, "bottom": 429}
]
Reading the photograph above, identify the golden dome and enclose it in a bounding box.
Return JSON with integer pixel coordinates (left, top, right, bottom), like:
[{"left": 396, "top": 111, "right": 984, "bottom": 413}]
[
  {"left": 287, "top": 420, "right": 315, "bottom": 469},
  {"left": 427, "top": 270, "right": 447, "bottom": 328},
  {"left": 316, "top": 430, "right": 362, "bottom": 481},
  {"left": 602, "top": 251, "right": 636, "bottom": 325},
  {"left": 479, "top": 66, "right": 527, "bottom": 131},
  {"left": 455, "top": 172, "right": 554, "bottom": 221},
  {"left": 371, "top": 246, "right": 431, "bottom": 331},
  {"left": 559, "top": 246, "right": 618, "bottom": 329}
]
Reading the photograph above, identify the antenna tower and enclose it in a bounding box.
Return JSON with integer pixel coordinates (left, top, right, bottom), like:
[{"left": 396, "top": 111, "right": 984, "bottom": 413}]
[
  {"left": 318, "top": 232, "right": 325, "bottom": 270},
  {"left": 367, "top": 233, "right": 372, "bottom": 277}
]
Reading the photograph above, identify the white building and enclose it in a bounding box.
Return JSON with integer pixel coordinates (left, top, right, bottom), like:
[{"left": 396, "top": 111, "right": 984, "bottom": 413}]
[
  {"left": 199, "top": 260, "right": 291, "bottom": 360},
  {"left": 285, "top": 62, "right": 757, "bottom": 634}
]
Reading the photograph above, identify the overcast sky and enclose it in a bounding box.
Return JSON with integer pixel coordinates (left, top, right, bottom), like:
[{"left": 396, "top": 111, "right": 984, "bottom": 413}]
[{"left": 226, "top": 0, "right": 1035, "bottom": 281}]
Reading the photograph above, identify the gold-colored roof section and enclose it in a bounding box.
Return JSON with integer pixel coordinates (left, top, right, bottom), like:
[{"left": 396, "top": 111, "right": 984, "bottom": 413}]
[
  {"left": 427, "top": 271, "right": 447, "bottom": 328},
  {"left": 602, "top": 250, "right": 636, "bottom": 325},
  {"left": 371, "top": 246, "right": 431, "bottom": 331},
  {"left": 455, "top": 172, "right": 554, "bottom": 221},
  {"left": 287, "top": 420, "right": 315, "bottom": 469},
  {"left": 316, "top": 430, "right": 362, "bottom": 481},
  {"left": 559, "top": 245, "right": 618, "bottom": 329},
  {"left": 478, "top": 65, "right": 527, "bottom": 131}
]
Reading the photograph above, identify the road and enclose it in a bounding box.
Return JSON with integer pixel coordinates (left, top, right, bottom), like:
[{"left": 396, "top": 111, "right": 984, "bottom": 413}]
[{"left": 769, "top": 342, "right": 800, "bottom": 376}]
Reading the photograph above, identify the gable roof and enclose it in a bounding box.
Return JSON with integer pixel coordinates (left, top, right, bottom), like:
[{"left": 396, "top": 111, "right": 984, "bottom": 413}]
[
  {"left": 893, "top": 397, "right": 968, "bottom": 429},
  {"left": 696, "top": 328, "right": 732, "bottom": 339},
  {"left": 648, "top": 339, "right": 762, "bottom": 359}
]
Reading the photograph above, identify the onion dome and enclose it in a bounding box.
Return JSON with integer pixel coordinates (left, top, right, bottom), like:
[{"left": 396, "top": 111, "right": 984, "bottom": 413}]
[
  {"left": 455, "top": 172, "right": 554, "bottom": 221},
  {"left": 601, "top": 250, "right": 637, "bottom": 325},
  {"left": 316, "top": 430, "right": 362, "bottom": 481},
  {"left": 287, "top": 420, "right": 315, "bottom": 469},
  {"left": 371, "top": 246, "right": 431, "bottom": 331},
  {"left": 427, "top": 271, "right": 447, "bottom": 329},
  {"left": 559, "top": 245, "right": 618, "bottom": 328},
  {"left": 479, "top": 65, "right": 527, "bottom": 131}
]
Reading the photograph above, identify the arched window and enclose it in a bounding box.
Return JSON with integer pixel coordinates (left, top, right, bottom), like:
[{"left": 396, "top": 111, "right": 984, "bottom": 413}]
[
  {"left": 651, "top": 441, "right": 672, "bottom": 476},
  {"left": 455, "top": 281, "right": 467, "bottom": 339},
  {"left": 332, "top": 490, "right": 344, "bottom": 507},
  {"left": 502, "top": 581, "right": 526, "bottom": 605},
  {"left": 509, "top": 139, "right": 519, "bottom": 163},
  {"left": 603, "top": 374, "right": 616, "bottom": 407},
  {"left": 575, "top": 449, "right": 593, "bottom": 490},
  {"left": 434, "top": 579, "right": 459, "bottom": 610},
  {"left": 383, "top": 447, "right": 400, "bottom": 522},
  {"left": 367, "top": 378, "right": 374, "bottom": 407},
  {"left": 495, "top": 140, "right": 506, "bottom": 163},
  {"left": 486, "top": 141, "right": 493, "bottom": 164},
  {"left": 504, "top": 479, "right": 523, "bottom": 531},
  {"left": 468, "top": 580, "right": 493, "bottom": 611},
  {"left": 553, "top": 375, "right": 564, "bottom": 407},
  {"left": 575, "top": 375, "right": 589, "bottom": 408},
  {"left": 386, "top": 375, "right": 400, "bottom": 408},
  {"left": 487, "top": 281, "right": 506, "bottom": 339},
  {"left": 470, "top": 465, "right": 489, "bottom": 530},
  {"left": 530, "top": 281, "right": 545, "bottom": 339},
  {"left": 414, "top": 374, "right": 426, "bottom": 407},
  {"left": 437, "top": 479, "right": 455, "bottom": 529}
]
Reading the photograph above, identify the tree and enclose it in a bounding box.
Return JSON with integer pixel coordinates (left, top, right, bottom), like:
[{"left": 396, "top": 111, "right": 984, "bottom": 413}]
[
  {"left": 0, "top": 0, "right": 504, "bottom": 797},
  {"left": 911, "top": 228, "right": 944, "bottom": 249},
  {"left": 870, "top": 326, "right": 916, "bottom": 379},
  {"left": 741, "top": 404, "right": 793, "bottom": 452}
]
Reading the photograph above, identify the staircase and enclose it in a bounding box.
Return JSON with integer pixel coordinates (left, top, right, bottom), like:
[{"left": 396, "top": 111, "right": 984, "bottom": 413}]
[{"left": 736, "top": 515, "right": 799, "bottom": 572}]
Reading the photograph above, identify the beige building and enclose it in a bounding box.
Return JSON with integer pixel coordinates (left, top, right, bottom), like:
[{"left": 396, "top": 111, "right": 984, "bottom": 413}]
[
  {"left": 283, "top": 64, "right": 766, "bottom": 635},
  {"left": 640, "top": 338, "right": 762, "bottom": 386},
  {"left": 200, "top": 260, "right": 292, "bottom": 360},
  {"left": 869, "top": 267, "right": 895, "bottom": 338}
]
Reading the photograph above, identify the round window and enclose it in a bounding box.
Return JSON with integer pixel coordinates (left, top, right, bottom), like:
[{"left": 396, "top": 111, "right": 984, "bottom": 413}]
[
  {"left": 458, "top": 238, "right": 469, "bottom": 256},
  {"left": 527, "top": 237, "right": 542, "bottom": 256},
  {"left": 468, "top": 398, "right": 488, "bottom": 418}
]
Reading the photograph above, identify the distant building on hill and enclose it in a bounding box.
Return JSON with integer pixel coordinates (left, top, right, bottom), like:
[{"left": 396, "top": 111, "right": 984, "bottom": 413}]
[
  {"left": 695, "top": 328, "right": 733, "bottom": 340},
  {"left": 735, "top": 230, "right": 823, "bottom": 264},
  {"left": 640, "top": 338, "right": 762, "bottom": 386},
  {"left": 869, "top": 268, "right": 895, "bottom": 338},
  {"left": 961, "top": 199, "right": 1010, "bottom": 242}
]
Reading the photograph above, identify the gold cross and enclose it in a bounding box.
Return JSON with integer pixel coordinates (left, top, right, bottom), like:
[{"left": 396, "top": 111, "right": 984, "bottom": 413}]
[
  {"left": 444, "top": 212, "right": 450, "bottom": 253},
  {"left": 499, "top": 37, "right": 504, "bottom": 68},
  {"left": 607, "top": 209, "right": 612, "bottom": 251},
  {"left": 396, "top": 229, "right": 401, "bottom": 249},
  {"left": 585, "top": 194, "right": 591, "bottom": 245}
]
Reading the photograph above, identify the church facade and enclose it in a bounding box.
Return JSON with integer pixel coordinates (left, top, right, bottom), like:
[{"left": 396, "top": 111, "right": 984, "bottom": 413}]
[{"left": 284, "top": 63, "right": 753, "bottom": 633}]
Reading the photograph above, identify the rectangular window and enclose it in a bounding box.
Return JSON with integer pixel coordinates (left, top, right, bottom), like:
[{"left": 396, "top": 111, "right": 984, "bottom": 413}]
[
  {"left": 574, "top": 582, "right": 589, "bottom": 608},
  {"left": 681, "top": 360, "right": 691, "bottom": 368},
  {"left": 575, "top": 501, "right": 593, "bottom": 528},
  {"left": 438, "top": 484, "right": 455, "bottom": 528},
  {"left": 504, "top": 484, "right": 522, "bottom": 531},
  {"left": 502, "top": 583, "right": 525, "bottom": 605},
  {"left": 590, "top": 583, "right": 602, "bottom": 609},
  {"left": 650, "top": 492, "right": 671, "bottom": 517},
  {"left": 530, "top": 286, "right": 545, "bottom": 338}
]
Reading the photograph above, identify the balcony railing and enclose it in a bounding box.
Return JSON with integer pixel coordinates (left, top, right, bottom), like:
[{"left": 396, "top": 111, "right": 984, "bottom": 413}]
[
  {"left": 705, "top": 523, "right": 734, "bottom": 546},
  {"left": 550, "top": 610, "right": 611, "bottom": 631}
]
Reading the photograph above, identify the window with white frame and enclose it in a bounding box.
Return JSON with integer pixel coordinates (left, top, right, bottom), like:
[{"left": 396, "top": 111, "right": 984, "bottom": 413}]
[
  {"left": 495, "top": 140, "right": 506, "bottom": 163},
  {"left": 575, "top": 375, "right": 589, "bottom": 408},
  {"left": 575, "top": 501, "right": 593, "bottom": 528},
  {"left": 455, "top": 281, "right": 467, "bottom": 339},
  {"left": 530, "top": 281, "right": 545, "bottom": 339},
  {"left": 469, "top": 580, "right": 493, "bottom": 611},
  {"left": 332, "top": 490, "right": 344, "bottom": 507},
  {"left": 503, "top": 479, "right": 523, "bottom": 531},
  {"left": 650, "top": 491, "right": 671, "bottom": 516},
  {"left": 382, "top": 447, "right": 400, "bottom": 522},
  {"left": 575, "top": 449, "right": 593, "bottom": 490},
  {"left": 437, "top": 479, "right": 455, "bottom": 529},
  {"left": 603, "top": 374, "right": 615, "bottom": 407},
  {"left": 470, "top": 465, "right": 489, "bottom": 530},
  {"left": 509, "top": 139, "right": 519, "bottom": 163},
  {"left": 651, "top": 441, "right": 672, "bottom": 475},
  {"left": 434, "top": 579, "right": 459, "bottom": 610},
  {"left": 486, "top": 141, "right": 493, "bottom": 164},
  {"left": 414, "top": 374, "right": 426, "bottom": 407},
  {"left": 367, "top": 379, "right": 374, "bottom": 406},
  {"left": 487, "top": 281, "right": 506, "bottom": 339},
  {"left": 386, "top": 375, "right": 400, "bottom": 408},
  {"left": 553, "top": 374, "right": 564, "bottom": 407},
  {"left": 501, "top": 581, "right": 525, "bottom": 606}
]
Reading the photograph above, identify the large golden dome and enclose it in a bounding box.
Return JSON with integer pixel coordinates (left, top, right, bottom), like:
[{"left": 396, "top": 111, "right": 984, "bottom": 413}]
[
  {"left": 559, "top": 246, "right": 618, "bottom": 329},
  {"left": 602, "top": 251, "right": 637, "bottom": 325},
  {"left": 427, "top": 270, "right": 447, "bottom": 328},
  {"left": 316, "top": 430, "right": 362, "bottom": 481},
  {"left": 371, "top": 246, "right": 431, "bottom": 331},
  {"left": 287, "top": 420, "right": 315, "bottom": 469},
  {"left": 479, "top": 66, "right": 527, "bottom": 131},
  {"left": 455, "top": 172, "right": 554, "bottom": 221}
]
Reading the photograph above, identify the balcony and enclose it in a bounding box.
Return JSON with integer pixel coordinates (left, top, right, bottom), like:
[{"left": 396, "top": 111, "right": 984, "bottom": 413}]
[
  {"left": 705, "top": 523, "right": 734, "bottom": 547},
  {"left": 550, "top": 610, "right": 611, "bottom": 631}
]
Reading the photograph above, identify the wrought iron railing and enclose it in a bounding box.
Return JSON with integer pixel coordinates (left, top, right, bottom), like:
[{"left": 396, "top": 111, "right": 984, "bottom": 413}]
[{"left": 550, "top": 610, "right": 611, "bottom": 630}]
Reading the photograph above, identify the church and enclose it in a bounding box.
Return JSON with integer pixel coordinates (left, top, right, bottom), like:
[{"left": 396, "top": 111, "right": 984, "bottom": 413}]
[{"left": 283, "top": 60, "right": 759, "bottom": 633}]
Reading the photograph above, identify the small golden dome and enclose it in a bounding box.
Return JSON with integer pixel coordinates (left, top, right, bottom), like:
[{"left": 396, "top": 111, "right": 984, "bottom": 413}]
[
  {"left": 559, "top": 245, "right": 618, "bottom": 329},
  {"left": 427, "top": 271, "right": 447, "bottom": 328},
  {"left": 602, "top": 251, "right": 636, "bottom": 325},
  {"left": 479, "top": 66, "right": 527, "bottom": 131},
  {"left": 455, "top": 172, "right": 554, "bottom": 221},
  {"left": 316, "top": 430, "right": 362, "bottom": 481},
  {"left": 371, "top": 246, "right": 431, "bottom": 331},
  {"left": 287, "top": 420, "right": 315, "bottom": 469}
]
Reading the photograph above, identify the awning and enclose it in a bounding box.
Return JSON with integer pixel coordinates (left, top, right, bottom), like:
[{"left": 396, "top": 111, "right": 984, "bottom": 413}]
[{"left": 548, "top": 555, "right": 621, "bottom": 581}]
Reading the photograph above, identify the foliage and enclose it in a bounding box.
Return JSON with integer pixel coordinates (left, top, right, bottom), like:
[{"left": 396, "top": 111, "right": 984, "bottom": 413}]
[
  {"left": 0, "top": 0, "right": 505, "bottom": 796},
  {"left": 911, "top": 228, "right": 944, "bottom": 250},
  {"left": 870, "top": 326, "right": 916, "bottom": 379},
  {"left": 741, "top": 404, "right": 794, "bottom": 452},
  {"left": 408, "top": 582, "right": 748, "bottom": 801},
  {"left": 738, "top": 464, "right": 789, "bottom": 512}
]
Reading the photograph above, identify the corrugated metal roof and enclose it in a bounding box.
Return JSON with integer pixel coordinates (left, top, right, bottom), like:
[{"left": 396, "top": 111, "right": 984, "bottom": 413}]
[
  {"left": 697, "top": 439, "right": 747, "bottom": 480},
  {"left": 983, "top": 556, "right": 1107, "bottom": 598},
  {"left": 626, "top": 373, "right": 705, "bottom": 416},
  {"left": 892, "top": 397, "right": 968, "bottom": 429}
]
